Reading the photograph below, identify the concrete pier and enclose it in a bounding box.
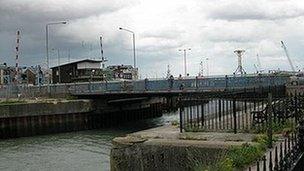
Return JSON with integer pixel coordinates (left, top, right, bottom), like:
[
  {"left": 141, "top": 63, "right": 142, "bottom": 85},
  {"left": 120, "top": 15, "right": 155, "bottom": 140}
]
[{"left": 110, "top": 125, "right": 258, "bottom": 171}]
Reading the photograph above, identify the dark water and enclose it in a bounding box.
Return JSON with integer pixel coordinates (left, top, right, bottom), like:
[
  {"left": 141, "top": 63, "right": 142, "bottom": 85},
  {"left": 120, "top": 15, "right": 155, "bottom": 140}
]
[{"left": 0, "top": 112, "right": 179, "bottom": 171}]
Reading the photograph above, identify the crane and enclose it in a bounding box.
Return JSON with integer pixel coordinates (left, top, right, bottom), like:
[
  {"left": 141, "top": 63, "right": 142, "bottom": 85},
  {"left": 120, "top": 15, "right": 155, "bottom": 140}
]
[
  {"left": 253, "top": 64, "right": 259, "bottom": 73},
  {"left": 281, "top": 41, "right": 295, "bottom": 72}
]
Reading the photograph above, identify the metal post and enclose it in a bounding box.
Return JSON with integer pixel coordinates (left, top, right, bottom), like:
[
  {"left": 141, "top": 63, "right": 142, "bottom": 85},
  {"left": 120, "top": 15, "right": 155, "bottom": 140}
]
[
  {"left": 184, "top": 50, "right": 186, "bottom": 76},
  {"left": 46, "top": 25, "right": 50, "bottom": 93},
  {"left": 267, "top": 93, "right": 273, "bottom": 148},
  {"left": 119, "top": 27, "right": 136, "bottom": 68},
  {"left": 57, "top": 49, "right": 61, "bottom": 83},
  {"left": 233, "top": 98, "right": 237, "bottom": 134},
  {"left": 179, "top": 107, "right": 183, "bottom": 133},
  {"left": 132, "top": 33, "right": 136, "bottom": 68},
  {"left": 201, "top": 104, "right": 204, "bottom": 127}
]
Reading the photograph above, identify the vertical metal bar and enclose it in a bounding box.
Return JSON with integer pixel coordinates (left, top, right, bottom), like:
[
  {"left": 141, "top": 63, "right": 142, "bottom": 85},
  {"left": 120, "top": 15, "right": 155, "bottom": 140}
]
[
  {"left": 263, "top": 156, "right": 266, "bottom": 171},
  {"left": 201, "top": 104, "right": 204, "bottom": 128},
  {"left": 293, "top": 92, "right": 296, "bottom": 124},
  {"left": 233, "top": 98, "right": 237, "bottom": 134},
  {"left": 274, "top": 146, "right": 278, "bottom": 170},
  {"left": 269, "top": 151, "right": 273, "bottom": 171},
  {"left": 288, "top": 135, "right": 291, "bottom": 152},
  {"left": 241, "top": 100, "right": 244, "bottom": 130},
  {"left": 226, "top": 99, "right": 229, "bottom": 130},
  {"left": 190, "top": 106, "right": 193, "bottom": 127},
  {"left": 230, "top": 100, "right": 233, "bottom": 130},
  {"left": 245, "top": 98, "right": 248, "bottom": 130},
  {"left": 257, "top": 160, "right": 260, "bottom": 171},
  {"left": 179, "top": 108, "right": 183, "bottom": 133},
  {"left": 211, "top": 100, "right": 214, "bottom": 130},
  {"left": 284, "top": 139, "right": 287, "bottom": 156},
  {"left": 219, "top": 99, "right": 222, "bottom": 129},
  {"left": 267, "top": 93, "right": 273, "bottom": 148},
  {"left": 196, "top": 105, "right": 199, "bottom": 127},
  {"left": 280, "top": 142, "right": 283, "bottom": 169},
  {"left": 215, "top": 99, "right": 218, "bottom": 130},
  {"left": 207, "top": 100, "right": 210, "bottom": 130}
]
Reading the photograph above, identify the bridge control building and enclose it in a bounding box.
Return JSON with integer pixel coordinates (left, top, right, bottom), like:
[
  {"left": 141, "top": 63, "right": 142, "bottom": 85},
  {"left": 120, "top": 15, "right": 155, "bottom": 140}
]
[{"left": 51, "top": 59, "right": 105, "bottom": 84}]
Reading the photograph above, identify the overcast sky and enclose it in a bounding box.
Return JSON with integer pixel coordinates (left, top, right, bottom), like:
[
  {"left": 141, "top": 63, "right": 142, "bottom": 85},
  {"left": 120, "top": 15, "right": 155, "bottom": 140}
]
[{"left": 1, "top": 0, "right": 304, "bottom": 78}]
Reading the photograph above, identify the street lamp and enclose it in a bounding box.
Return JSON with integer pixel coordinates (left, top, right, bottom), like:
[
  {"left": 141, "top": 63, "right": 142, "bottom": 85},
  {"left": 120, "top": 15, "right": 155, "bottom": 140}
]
[
  {"left": 119, "top": 27, "right": 136, "bottom": 68},
  {"left": 178, "top": 48, "right": 191, "bottom": 76},
  {"left": 206, "top": 57, "right": 209, "bottom": 76},
  {"left": 45, "top": 21, "right": 67, "bottom": 88}
]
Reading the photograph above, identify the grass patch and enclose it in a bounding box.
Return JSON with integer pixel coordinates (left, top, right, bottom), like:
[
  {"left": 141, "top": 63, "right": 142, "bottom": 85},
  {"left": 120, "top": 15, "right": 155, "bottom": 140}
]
[
  {"left": 193, "top": 134, "right": 275, "bottom": 171},
  {"left": 0, "top": 99, "right": 27, "bottom": 105},
  {"left": 65, "top": 95, "right": 77, "bottom": 100},
  {"left": 184, "top": 125, "right": 205, "bottom": 132},
  {"left": 171, "top": 120, "right": 179, "bottom": 126},
  {"left": 252, "top": 120, "right": 295, "bottom": 134},
  {"left": 227, "top": 143, "right": 264, "bottom": 168}
]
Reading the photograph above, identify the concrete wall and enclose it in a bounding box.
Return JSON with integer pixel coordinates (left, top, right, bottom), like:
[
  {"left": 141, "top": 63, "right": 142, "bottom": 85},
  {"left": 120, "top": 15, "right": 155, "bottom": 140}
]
[
  {"left": 0, "top": 100, "right": 94, "bottom": 118},
  {"left": 111, "top": 138, "right": 229, "bottom": 171},
  {"left": 0, "top": 99, "right": 164, "bottom": 139}
]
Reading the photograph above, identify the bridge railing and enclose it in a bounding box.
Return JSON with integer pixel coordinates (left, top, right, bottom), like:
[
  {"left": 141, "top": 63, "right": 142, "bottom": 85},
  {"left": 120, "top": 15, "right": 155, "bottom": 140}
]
[
  {"left": 0, "top": 74, "right": 291, "bottom": 98},
  {"left": 71, "top": 74, "right": 290, "bottom": 94}
]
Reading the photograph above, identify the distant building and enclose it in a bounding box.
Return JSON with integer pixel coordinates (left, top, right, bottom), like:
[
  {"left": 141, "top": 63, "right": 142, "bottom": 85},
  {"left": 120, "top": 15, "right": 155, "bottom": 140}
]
[
  {"left": 0, "top": 64, "right": 16, "bottom": 85},
  {"left": 0, "top": 63, "right": 8, "bottom": 85},
  {"left": 20, "top": 65, "right": 44, "bottom": 85},
  {"left": 50, "top": 59, "right": 105, "bottom": 84},
  {"left": 107, "top": 65, "right": 138, "bottom": 80}
]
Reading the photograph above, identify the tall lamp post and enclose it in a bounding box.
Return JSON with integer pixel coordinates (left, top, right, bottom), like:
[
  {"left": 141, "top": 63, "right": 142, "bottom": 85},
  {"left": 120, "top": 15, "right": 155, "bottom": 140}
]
[
  {"left": 119, "top": 27, "right": 136, "bottom": 68},
  {"left": 206, "top": 57, "right": 209, "bottom": 76},
  {"left": 45, "top": 21, "right": 67, "bottom": 89},
  {"left": 178, "top": 48, "right": 191, "bottom": 76}
]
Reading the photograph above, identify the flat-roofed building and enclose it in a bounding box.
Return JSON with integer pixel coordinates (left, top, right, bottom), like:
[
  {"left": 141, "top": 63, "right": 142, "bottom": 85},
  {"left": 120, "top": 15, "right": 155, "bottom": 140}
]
[{"left": 51, "top": 59, "right": 105, "bottom": 84}]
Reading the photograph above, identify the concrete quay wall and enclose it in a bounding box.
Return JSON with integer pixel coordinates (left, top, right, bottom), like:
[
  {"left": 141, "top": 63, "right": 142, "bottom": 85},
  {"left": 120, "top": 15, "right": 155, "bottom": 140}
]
[
  {"left": 110, "top": 126, "right": 257, "bottom": 171},
  {"left": 0, "top": 99, "right": 164, "bottom": 139},
  {"left": 111, "top": 138, "right": 229, "bottom": 171},
  {"left": 0, "top": 100, "right": 94, "bottom": 118}
]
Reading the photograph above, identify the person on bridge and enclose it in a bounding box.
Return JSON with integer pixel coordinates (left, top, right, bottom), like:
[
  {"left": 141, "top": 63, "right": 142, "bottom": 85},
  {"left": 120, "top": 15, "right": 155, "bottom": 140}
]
[{"left": 168, "top": 75, "right": 174, "bottom": 90}]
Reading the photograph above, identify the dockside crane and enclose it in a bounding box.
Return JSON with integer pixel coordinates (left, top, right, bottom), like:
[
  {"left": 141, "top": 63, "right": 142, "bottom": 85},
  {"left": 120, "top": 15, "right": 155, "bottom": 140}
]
[{"left": 281, "top": 41, "right": 295, "bottom": 72}]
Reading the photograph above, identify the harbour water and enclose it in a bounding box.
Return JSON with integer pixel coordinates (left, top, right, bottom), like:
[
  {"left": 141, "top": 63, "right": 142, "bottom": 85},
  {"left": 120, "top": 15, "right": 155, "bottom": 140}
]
[{"left": 0, "top": 111, "right": 179, "bottom": 171}]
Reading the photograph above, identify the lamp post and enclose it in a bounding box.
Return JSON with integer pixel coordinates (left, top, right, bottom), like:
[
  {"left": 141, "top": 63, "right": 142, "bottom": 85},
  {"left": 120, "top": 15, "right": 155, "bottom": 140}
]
[
  {"left": 206, "top": 57, "right": 209, "bottom": 76},
  {"left": 45, "top": 21, "right": 67, "bottom": 88},
  {"left": 119, "top": 27, "right": 136, "bottom": 68},
  {"left": 57, "top": 49, "right": 61, "bottom": 83},
  {"left": 178, "top": 48, "right": 191, "bottom": 76}
]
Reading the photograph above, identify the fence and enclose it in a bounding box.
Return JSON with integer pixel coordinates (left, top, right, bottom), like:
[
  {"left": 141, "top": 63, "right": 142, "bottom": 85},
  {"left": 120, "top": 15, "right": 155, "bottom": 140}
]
[
  {"left": 248, "top": 131, "right": 303, "bottom": 171},
  {"left": 179, "top": 86, "right": 296, "bottom": 133},
  {"left": 179, "top": 89, "right": 304, "bottom": 170}
]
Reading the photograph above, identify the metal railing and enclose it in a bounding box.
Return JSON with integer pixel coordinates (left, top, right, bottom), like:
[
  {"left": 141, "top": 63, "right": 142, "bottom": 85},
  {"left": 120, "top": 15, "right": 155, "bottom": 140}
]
[
  {"left": 0, "top": 74, "right": 290, "bottom": 98},
  {"left": 179, "top": 86, "right": 293, "bottom": 133},
  {"left": 248, "top": 131, "right": 302, "bottom": 171},
  {"left": 179, "top": 88, "right": 304, "bottom": 170}
]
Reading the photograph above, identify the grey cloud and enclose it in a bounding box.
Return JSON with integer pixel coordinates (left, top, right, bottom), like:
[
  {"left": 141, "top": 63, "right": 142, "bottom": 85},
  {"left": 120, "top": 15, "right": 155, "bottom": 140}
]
[
  {"left": 207, "top": 1, "right": 304, "bottom": 21},
  {"left": 141, "top": 29, "right": 185, "bottom": 40}
]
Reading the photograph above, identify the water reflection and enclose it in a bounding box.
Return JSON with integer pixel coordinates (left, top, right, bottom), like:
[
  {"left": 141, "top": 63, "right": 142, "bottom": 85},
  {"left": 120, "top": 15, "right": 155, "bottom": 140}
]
[{"left": 0, "top": 111, "right": 179, "bottom": 171}]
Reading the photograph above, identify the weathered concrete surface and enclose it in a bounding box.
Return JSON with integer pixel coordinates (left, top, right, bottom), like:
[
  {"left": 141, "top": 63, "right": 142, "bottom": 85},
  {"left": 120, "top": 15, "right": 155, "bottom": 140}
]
[
  {"left": 111, "top": 125, "right": 258, "bottom": 171},
  {"left": 0, "top": 99, "right": 94, "bottom": 118}
]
